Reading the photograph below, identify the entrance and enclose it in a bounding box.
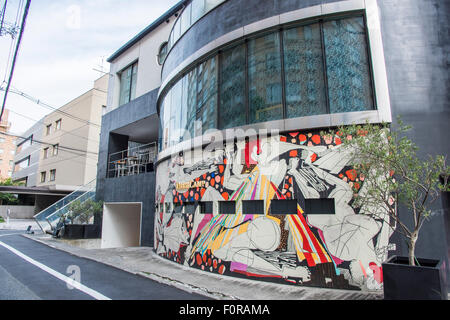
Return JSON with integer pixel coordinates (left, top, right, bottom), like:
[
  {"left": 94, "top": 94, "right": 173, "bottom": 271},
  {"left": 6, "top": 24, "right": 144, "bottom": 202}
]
[{"left": 101, "top": 202, "right": 142, "bottom": 249}]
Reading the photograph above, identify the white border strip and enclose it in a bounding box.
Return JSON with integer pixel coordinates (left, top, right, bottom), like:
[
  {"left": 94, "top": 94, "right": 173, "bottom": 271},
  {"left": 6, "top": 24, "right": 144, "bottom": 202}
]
[{"left": 0, "top": 240, "right": 111, "bottom": 300}]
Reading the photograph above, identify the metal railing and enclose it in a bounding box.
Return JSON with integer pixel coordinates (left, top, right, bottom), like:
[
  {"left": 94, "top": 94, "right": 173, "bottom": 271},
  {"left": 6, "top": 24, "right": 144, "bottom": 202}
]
[
  {"left": 45, "top": 186, "right": 96, "bottom": 230},
  {"left": 34, "top": 179, "right": 96, "bottom": 233},
  {"left": 107, "top": 142, "right": 157, "bottom": 178}
]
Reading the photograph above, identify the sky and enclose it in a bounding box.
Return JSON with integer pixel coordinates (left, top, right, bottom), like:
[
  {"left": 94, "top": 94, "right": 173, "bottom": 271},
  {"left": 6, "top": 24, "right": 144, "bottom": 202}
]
[{"left": 0, "top": 0, "right": 180, "bottom": 135}]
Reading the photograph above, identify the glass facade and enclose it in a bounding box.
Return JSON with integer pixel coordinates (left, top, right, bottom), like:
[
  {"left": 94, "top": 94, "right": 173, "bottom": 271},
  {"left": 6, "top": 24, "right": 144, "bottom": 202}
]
[
  {"left": 168, "top": 0, "right": 227, "bottom": 56},
  {"left": 283, "top": 23, "right": 327, "bottom": 117},
  {"left": 323, "top": 16, "right": 374, "bottom": 113},
  {"left": 219, "top": 44, "right": 246, "bottom": 129},
  {"left": 159, "top": 15, "right": 375, "bottom": 151},
  {"left": 248, "top": 33, "right": 283, "bottom": 124}
]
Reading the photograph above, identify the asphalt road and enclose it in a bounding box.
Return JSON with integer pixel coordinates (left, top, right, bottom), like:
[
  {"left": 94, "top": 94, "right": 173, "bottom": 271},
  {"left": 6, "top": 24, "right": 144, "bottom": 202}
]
[{"left": 0, "top": 230, "right": 209, "bottom": 300}]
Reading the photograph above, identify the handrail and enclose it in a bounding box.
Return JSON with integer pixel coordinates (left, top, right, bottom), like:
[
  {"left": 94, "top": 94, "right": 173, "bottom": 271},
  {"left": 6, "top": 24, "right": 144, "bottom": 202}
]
[
  {"left": 34, "top": 179, "right": 96, "bottom": 232},
  {"left": 45, "top": 186, "right": 96, "bottom": 230},
  {"left": 107, "top": 142, "right": 157, "bottom": 178}
]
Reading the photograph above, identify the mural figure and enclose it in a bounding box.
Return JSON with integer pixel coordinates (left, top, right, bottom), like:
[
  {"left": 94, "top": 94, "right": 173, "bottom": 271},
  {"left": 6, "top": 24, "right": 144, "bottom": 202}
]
[{"left": 154, "top": 130, "right": 394, "bottom": 290}]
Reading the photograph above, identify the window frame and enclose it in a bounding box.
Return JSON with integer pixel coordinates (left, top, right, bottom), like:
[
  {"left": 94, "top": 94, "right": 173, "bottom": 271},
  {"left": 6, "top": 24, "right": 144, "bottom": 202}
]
[
  {"left": 158, "top": 12, "right": 378, "bottom": 151},
  {"left": 118, "top": 61, "right": 138, "bottom": 106},
  {"left": 55, "top": 119, "right": 62, "bottom": 131},
  {"left": 52, "top": 144, "right": 59, "bottom": 156},
  {"left": 49, "top": 169, "right": 56, "bottom": 182}
]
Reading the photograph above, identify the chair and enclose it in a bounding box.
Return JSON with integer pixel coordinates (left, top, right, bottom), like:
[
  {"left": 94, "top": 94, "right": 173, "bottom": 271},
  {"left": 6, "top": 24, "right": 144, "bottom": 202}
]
[{"left": 115, "top": 160, "right": 127, "bottom": 177}]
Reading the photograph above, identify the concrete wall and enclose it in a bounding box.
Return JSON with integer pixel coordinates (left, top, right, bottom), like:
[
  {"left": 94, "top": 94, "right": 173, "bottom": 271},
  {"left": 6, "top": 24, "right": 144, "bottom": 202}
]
[
  {"left": 96, "top": 89, "right": 159, "bottom": 247},
  {"left": 101, "top": 202, "right": 141, "bottom": 249},
  {"left": 12, "top": 121, "right": 44, "bottom": 187},
  {"left": 0, "top": 205, "right": 35, "bottom": 219},
  {"left": 37, "top": 74, "right": 107, "bottom": 189},
  {"left": 106, "top": 16, "right": 176, "bottom": 112}
]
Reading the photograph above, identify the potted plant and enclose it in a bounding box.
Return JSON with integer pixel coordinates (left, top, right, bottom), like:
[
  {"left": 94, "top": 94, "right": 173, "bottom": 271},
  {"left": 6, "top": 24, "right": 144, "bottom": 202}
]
[
  {"left": 334, "top": 119, "right": 449, "bottom": 300},
  {"left": 63, "top": 199, "right": 103, "bottom": 239}
]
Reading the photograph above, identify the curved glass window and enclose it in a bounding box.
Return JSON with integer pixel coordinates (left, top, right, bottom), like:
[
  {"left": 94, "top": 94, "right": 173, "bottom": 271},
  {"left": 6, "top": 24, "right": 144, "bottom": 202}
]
[
  {"left": 219, "top": 44, "right": 246, "bottom": 129},
  {"left": 196, "top": 57, "right": 218, "bottom": 134},
  {"left": 159, "top": 15, "right": 375, "bottom": 152},
  {"left": 248, "top": 32, "right": 283, "bottom": 124},
  {"left": 323, "top": 16, "right": 374, "bottom": 113},
  {"left": 283, "top": 23, "right": 327, "bottom": 117},
  {"left": 166, "top": 0, "right": 227, "bottom": 58}
]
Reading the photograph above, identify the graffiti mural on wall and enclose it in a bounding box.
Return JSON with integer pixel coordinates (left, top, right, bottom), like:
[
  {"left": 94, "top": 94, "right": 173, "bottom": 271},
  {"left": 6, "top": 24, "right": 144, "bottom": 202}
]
[{"left": 154, "top": 130, "right": 394, "bottom": 290}]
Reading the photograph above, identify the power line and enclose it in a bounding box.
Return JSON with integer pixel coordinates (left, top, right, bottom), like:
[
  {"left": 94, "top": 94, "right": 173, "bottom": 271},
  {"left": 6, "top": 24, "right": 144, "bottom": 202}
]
[
  {"left": 0, "top": 0, "right": 7, "bottom": 34},
  {"left": 0, "top": 0, "right": 31, "bottom": 121},
  {"left": 0, "top": 131, "right": 98, "bottom": 156},
  {"left": 0, "top": 86, "right": 101, "bottom": 128},
  {"left": 8, "top": 108, "right": 100, "bottom": 144}
]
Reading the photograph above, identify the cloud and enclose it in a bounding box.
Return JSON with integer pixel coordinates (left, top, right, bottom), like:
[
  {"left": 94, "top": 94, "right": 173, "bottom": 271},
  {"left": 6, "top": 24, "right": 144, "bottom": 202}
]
[{"left": 0, "top": 0, "right": 181, "bottom": 134}]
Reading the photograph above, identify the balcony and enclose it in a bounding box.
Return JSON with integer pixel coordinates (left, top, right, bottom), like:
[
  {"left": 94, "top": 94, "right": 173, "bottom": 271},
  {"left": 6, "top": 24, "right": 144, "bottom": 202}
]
[{"left": 107, "top": 142, "right": 156, "bottom": 178}]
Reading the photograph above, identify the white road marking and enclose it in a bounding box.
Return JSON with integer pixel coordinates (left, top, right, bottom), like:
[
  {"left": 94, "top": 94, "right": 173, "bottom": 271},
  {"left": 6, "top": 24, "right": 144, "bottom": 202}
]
[{"left": 0, "top": 240, "right": 111, "bottom": 300}]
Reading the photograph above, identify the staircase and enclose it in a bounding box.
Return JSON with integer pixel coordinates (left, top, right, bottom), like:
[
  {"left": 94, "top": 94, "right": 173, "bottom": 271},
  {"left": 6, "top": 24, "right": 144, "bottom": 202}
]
[{"left": 34, "top": 179, "right": 97, "bottom": 234}]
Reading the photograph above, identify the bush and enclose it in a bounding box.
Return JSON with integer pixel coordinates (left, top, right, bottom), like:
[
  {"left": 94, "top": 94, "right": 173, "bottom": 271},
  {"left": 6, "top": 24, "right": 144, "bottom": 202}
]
[{"left": 65, "top": 199, "right": 103, "bottom": 225}]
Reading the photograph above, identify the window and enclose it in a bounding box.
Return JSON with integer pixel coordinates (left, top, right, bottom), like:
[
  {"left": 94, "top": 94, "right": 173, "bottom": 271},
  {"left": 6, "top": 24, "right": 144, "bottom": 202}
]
[
  {"left": 14, "top": 157, "right": 30, "bottom": 173},
  {"left": 184, "top": 203, "right": 196, "bottom": 214},
  {"left": 242, "top": 200, "right": 264, "bottom": 215},
  {"left": 40, "top": 171, "right": 46, "bottom": 183},
  {"left": 199, "top": 201, "right": 213, "bottom": 214},
  {"left": 283, "top": 23, "right": 327, "bottom": 117},
  {"left": 53, "top": 144, "right": 59, "bottom": 156},
  {"left": 46, "top": 124, "right": 52, "bottom": 135},
  {"left": 16, "top": 135, "right": 32, "bottom": 153},
  {"left": 219, "top": 43, "right": 246, "bottom": 129},
  {"left": 159, "top": 14, "right": 375, "bottom": 151},
  {"left": 173, "top": 203, "right": 183, "bottom": 213},
  {"left": 196, "top": 57, "right": 217, "bottom": 134},
  {"left": 323, "top": 17, "right": 374, "bottom": 113},
  {"left": 248, "top": 33, "right": 283, "bottom": 124},
  {"left": 304, "top": 198, "right": 335, "bottom": 215},
  {"left": 219, "top": 201, "right": 236, "bottom": 214},
  {"left": 49, "top": 169, "right": 56, "bottom": 181},
  {"left": 158, "top": 42, "right": 168, "bottom": 65},
  {"left": 55, "top": 119, "right": 62, "bottom": 130},
  {"left": 118, "top": 62, "right": 138, "bottom": 106},
  {"left": 0, "top": 138, "right": 4, "bottom": 143},
  {"left": 43, "top": 147, "right": 49, "bottom": 159},
  {"left": 270, "top": 199, "right": 298, "bottom": 215}
]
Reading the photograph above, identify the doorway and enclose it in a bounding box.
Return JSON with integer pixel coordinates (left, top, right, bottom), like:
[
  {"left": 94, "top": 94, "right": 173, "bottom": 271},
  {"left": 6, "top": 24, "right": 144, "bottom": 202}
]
[{"left": 101, "top": 202, "right": 142, "bottom": 249}]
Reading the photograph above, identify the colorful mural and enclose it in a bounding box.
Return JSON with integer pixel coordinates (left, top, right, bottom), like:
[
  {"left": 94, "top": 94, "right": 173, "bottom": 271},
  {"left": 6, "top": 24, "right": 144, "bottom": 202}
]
[{"left": 154, "top": 130, "right": 394, "bottom": 291}]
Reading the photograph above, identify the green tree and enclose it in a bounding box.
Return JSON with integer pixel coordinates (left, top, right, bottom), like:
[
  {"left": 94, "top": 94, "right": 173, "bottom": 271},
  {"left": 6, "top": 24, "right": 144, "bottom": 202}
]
[
  {"left": 331, "top": 119, "right": 449, "bottom": 266},
  {"left": 66, "top": 199, "right": 103, "bottom": 224},
  {"left": 0, "top": 178, "right": 19, "bottom": 205}
]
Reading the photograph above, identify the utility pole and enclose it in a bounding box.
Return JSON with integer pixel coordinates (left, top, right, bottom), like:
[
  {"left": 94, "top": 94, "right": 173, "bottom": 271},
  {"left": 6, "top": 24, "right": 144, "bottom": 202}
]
[{"left": 0, "top": 0, "right": 31, "bottom": 121}]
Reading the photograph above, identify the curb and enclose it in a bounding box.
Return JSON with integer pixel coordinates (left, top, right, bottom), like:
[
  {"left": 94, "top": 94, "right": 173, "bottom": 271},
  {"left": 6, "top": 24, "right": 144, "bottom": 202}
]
[{"left": 21, "top": 233, "right": 231, "bottom": 300}]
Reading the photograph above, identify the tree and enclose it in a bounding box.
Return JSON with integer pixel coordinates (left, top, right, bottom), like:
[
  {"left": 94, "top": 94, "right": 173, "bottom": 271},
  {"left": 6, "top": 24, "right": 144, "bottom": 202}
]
[
  {"left": 65, "top": 199, "right": 103, "bottom": 225},
  {"left": 331, "top": 119, "right": 449, "bottom": 266},
  {"left": 0, "top": 178, "right": 19, "bottom": 205}
]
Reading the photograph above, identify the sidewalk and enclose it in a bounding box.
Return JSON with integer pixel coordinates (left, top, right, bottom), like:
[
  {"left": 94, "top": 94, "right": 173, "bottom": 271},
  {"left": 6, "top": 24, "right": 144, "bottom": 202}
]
[
  {"left": 0, "top": 219, "right": 40, "bottom": 231},
  {"left": 21, "top": 232, "right": 383, "bottom": 300}
]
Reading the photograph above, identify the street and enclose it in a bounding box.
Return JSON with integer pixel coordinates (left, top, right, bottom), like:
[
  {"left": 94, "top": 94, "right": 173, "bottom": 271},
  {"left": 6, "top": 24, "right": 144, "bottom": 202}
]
[{"left": 0, "top": 230, "right": 209, "bottom": 300}]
